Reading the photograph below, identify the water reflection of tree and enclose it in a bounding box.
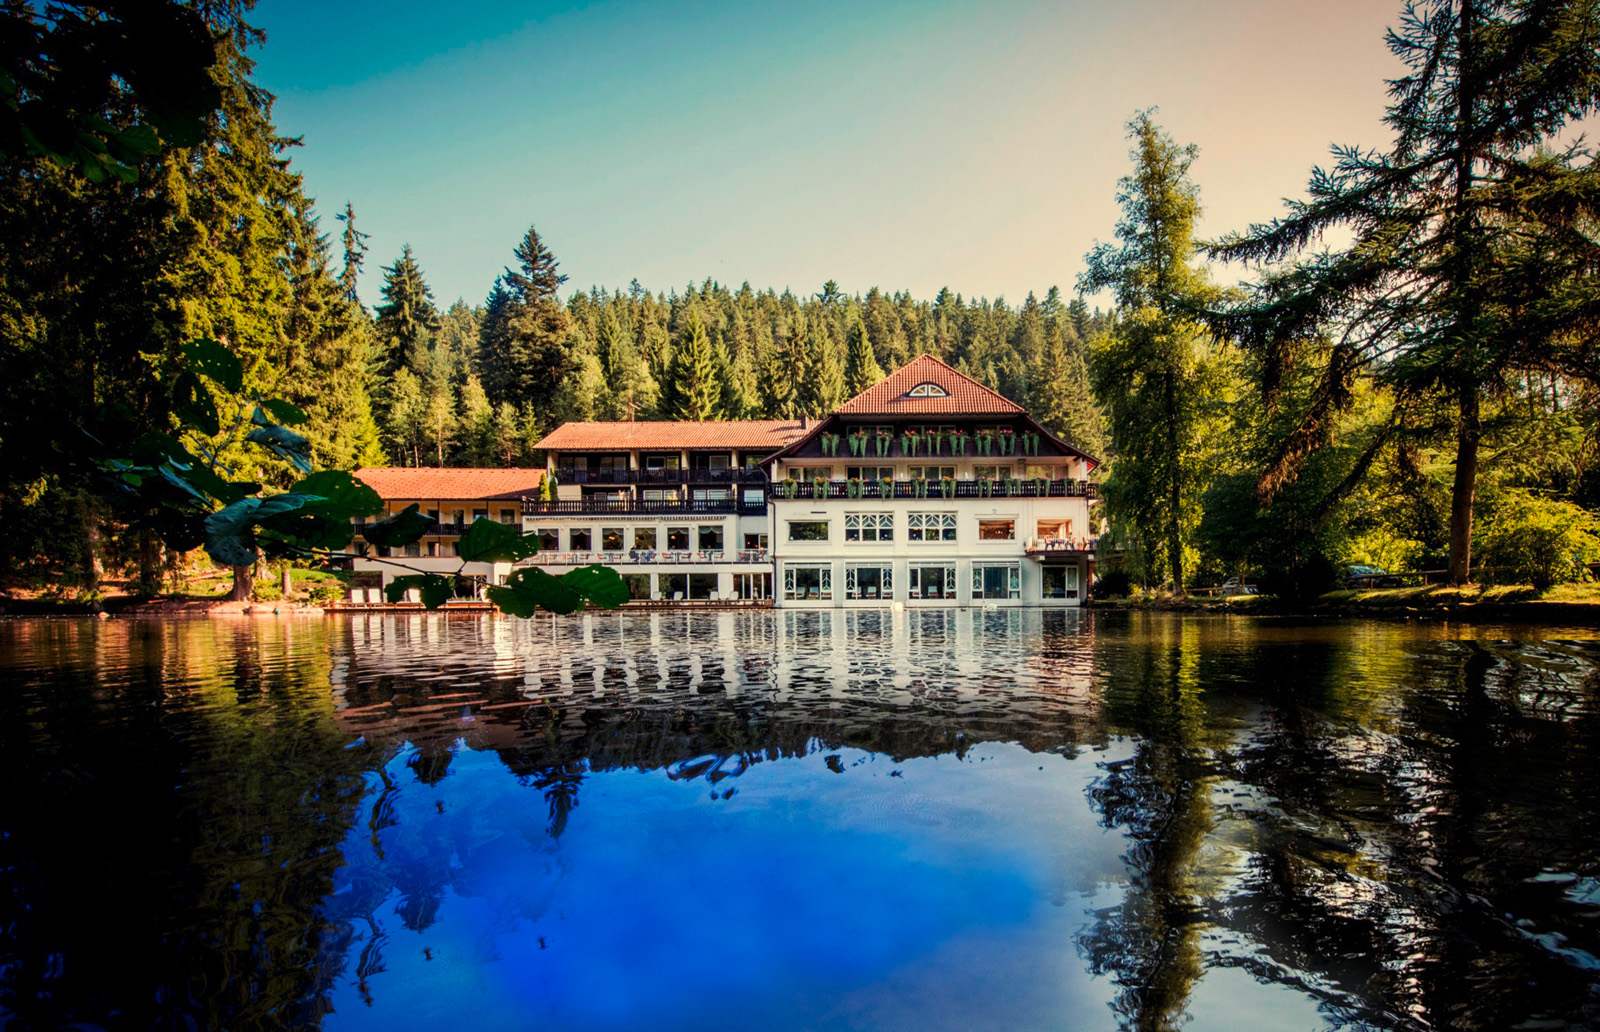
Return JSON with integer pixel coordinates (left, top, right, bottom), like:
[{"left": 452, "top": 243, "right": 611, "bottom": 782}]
[
  {"left": 0, "top": 620, "right": 377, "bottom": 1031},
  {"left": 1079, "top": 617, "right": 1220, "bottom": 1031}
]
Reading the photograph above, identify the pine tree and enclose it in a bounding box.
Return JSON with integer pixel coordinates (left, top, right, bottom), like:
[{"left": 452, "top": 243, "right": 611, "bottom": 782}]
[
  {"left": 1030, "top": 325, "right": 1106, "bottom": 458},
  {"left": 385, "top": 367, "right": 427, "bottom": 466},
  {"left": 662, "top": 312, "right": 721, "bottom": 420},
  {"left": 495, "top": 225, "right": 572, "bottom": 411},
  {"left": 373, "top": 245, "right": 440, "bottom": 380},
  {"left": 800, "top": 322, "right": 845, "bottom": 415},
  {"left": 1213, "top": 0, "right": 1600, "bottom": 584},
  {"left": 843, "top": 317, "right": 884, "bottom": 398},
  {"left": 1081, "top": 112, "right": 1231, "bottom": 594},
  {"left": 457, "top": 375, "right": 494, "bottom": 466}
]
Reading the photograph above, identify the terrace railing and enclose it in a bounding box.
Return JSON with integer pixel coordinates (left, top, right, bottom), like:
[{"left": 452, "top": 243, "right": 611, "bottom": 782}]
[{"left": 772, "top": 479, "right": 1097, "bottom": 501}]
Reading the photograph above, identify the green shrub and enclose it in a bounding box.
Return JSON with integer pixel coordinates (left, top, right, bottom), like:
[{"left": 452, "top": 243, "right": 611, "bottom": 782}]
[
  {"left": 1480, "top": 493, "right": 1600, "bottom": 591},
  {"left": 252, "top": 583, "right": 283, "bottom": 603},
  {"left": 309, "top": 582, "right": 344, "bottom": 605}
]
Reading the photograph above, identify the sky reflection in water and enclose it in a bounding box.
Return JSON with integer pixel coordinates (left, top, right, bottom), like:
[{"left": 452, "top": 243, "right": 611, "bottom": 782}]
[{"left": 1, "top": 610, "right": 1598, "bottom": 1031}]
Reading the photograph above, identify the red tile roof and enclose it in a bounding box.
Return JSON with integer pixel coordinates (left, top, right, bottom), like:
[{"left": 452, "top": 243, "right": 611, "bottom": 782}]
[
  {"left": 835, "top": 354, "right": 1024, "bottom": 416},
  {"left": 354, "top": 467, "right": 546, "bottom": 501},
  {"left": 535, "top": 419, "right": 808, "bottom": 452}
]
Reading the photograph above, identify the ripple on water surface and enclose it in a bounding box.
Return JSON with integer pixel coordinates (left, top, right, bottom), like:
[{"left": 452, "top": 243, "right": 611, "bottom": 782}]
[{"left": 0, "top": 611, "right": 1598, "bottom": 1032}]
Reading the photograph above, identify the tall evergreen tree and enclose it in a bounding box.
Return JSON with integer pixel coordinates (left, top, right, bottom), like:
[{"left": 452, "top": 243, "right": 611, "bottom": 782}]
[
  {"left": 662, "top": 312, "right": 721, "bottom": 420},
  {"left": 372, "top": 245, "right": 440, "bottom": 380},
  {"left": 494, "top": 225, "right": 572, "bottom": 412},
  {"left": 1030, "top": 324, "right": 1106, "bottom": 458},
  {"left": 1082, "top": 112, "right": 1231, "bottom": 594},
  {"left": 843, "top": 317, "right": 884, "bottom": 398},
  {"left": 1213, "top": 0, "right": 1600, "bottom": 583}
]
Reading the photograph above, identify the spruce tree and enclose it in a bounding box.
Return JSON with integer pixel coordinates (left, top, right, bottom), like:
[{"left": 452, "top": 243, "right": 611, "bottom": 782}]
[
  {"left": 843, "top": 317, "right": 884, "bottom": 397},
  {"left": 1213, "top": 0, "right": 1600, "bottom": 583},
  {"left": 1081, "top": 112, "right": 1230, "bottom": 594},
  {"left": 663, "top": 312, "right": 721, "bottom": 420},
  {"left": 497, "top": 225, "right": 572, "bottom": 412},
  {"left": 373, "top": 245, "right": 440, "bottom": 380}
]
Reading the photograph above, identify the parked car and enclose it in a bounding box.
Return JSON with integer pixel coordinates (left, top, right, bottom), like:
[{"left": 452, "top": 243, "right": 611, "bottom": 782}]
[{"left": 1343, "top": 564, "right": 1399, "bottom": 588}]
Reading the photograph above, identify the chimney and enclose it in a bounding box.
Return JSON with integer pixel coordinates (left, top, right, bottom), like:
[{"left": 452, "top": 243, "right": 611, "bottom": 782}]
[{"left": 801, "top": 414, "right": 808, "bottom": 429}]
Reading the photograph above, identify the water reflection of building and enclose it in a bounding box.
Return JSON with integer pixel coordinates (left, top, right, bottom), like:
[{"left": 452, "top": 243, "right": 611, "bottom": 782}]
[{"left": 329, "top": 609, "right": 1102, "bottom": 784}]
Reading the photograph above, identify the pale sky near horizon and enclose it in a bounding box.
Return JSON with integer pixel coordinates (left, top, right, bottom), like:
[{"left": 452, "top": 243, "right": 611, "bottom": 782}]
[{"left": 252, "top": 0, "right": 1406, "bottom": 309}]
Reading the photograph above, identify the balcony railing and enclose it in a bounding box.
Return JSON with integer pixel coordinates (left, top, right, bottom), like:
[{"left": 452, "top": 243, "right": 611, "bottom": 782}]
[
  {"left": 772, "top": 479, "right": 1096, "bottom": 501},
  {"left": 521, "top": 549, "right": 770, "bottom": 566},
  {"left": 1024, "top": 536, "right": 1099, "bottom": 556},
  {"left": 521, "top": 498, "right": 767, "bottom": 516},
  {"left": 553, "top": 467, "right": 767, "bottom": 486}
]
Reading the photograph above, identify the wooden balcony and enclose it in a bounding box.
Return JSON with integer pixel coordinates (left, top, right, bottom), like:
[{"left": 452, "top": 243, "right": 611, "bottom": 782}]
[{"left": 772, "top": 479, "right": 1096, "bottom": 501}]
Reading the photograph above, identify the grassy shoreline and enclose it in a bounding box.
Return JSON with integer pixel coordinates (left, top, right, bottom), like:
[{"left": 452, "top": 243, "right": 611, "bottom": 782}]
[{"left": 1091, "top": 582, "right": 1600, "bottom": 623}]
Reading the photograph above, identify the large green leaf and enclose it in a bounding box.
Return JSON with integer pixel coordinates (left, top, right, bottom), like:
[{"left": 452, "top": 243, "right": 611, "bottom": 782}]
[
  {"left": 561, "top": 564, "right": 630, "bottom": 609},
  {"left": 261, "top": 397, "right": 309, "bottom": 426},
  {"left": 458, "top": 516, "right": 539, "bottom": 563},
  {"left": 181, "top": 338, "right": 243, "bottom": 393},
  {"left": 361, "top": 503, "right": 434, "bottom": 549},
  {"left": 489, "top": 567, "right": 583, "bottom": 616},
  {"left": 173, "top": 369, "right": 219, "bottom": 436},
  {"left": 203, "top": 498, "right": 261, "bottom": 567},
  {"left": 385, "top": 574, "right": 455, "bottom": 609},
  {"left": 245, "top": 425, "right": 312, "bottom": 472},
  {"left": 291, "top": 470, "right": 383, "bottom": 519}
]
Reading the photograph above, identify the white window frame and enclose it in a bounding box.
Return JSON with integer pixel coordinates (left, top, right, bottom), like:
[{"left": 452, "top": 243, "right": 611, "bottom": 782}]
[
  {"left": 844, "top": 512, "right": 894, "bottom": 543},
  {"left": 909, "top": 564, "right": 958, "bottom": 599},
  {"left": 972, "top": 562, "right": 1022, "bottom": 599},
  {"left": 907, "top": 512, "right": 958, "bottom": 542},
  {"left": 783, "top": 563, "right": 833, "bottom": 600},
  {"left": 845, "top": 564, "right": 893, "bottom": 600}
]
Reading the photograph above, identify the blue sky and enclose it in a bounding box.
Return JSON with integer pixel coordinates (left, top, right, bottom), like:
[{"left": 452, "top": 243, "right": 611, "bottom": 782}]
[{"left": 252, "top": 0, "right": 1403, "bottom": 308}]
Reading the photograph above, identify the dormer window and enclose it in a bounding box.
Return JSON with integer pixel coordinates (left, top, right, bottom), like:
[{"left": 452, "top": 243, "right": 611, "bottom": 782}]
[{"left": 906, "top": 382, "right": 948, "bottom": 398}]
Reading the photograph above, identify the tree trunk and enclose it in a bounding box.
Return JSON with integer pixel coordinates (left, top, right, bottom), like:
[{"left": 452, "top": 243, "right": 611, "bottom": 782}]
[
  {"left": 281, "top": 566, "right": 293, "bottom": 598},
  {"left": 1166, "top": 376, "right": 1185, "bottom": 596},
  {"left": 1448, "top": 383, "right": 1480, "bottom": 585},
  {"left": 229, "top": 564, "right": 255, "bottom": 601},
  {"left": 137, "top": 526, "right": 163, "bottom": 597},
  {"left": 79, "top": 491, "right": 103, "bottom": 594}
]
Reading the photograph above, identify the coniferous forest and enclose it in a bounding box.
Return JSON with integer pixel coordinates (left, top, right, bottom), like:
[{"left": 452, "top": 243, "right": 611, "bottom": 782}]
[{"left": 3, "top": 0, "right": 1599, "bottom": 599}]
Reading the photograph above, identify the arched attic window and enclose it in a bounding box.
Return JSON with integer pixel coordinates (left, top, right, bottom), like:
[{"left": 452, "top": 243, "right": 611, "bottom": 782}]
[{"left": 906, "top": 382, "right": 949, "bottom": 398}]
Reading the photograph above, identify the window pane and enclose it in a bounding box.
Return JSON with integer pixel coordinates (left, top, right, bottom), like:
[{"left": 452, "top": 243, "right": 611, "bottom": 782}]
[
  {"left": 788, "top": 521, "right": 829, "bottom": 542},
  {"left": 667, "top": 527, "right": 689, "bottom": 549},
  {"left": 570, "top": 529, "right": 592, "bottom": 549},
  {"left": 978, "top": 519, "right": 1014, "bottom": 540},
  {"left": 698, "top": 526, "right": 724, "bottom": 550},
  {"left": 602, "top": 527, "right": 624, "bottom": 551},
  {"left": 634, "top": 527, "right": 657, "bottom": 550}
]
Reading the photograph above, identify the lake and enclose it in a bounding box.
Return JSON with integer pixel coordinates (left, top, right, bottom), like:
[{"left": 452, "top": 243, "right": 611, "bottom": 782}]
[{"left": 1, "top": 611, "right": 1598, "bottom": 1031}]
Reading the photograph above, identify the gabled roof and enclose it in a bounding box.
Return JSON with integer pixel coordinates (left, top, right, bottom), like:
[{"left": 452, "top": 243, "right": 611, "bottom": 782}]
[
  {"left": 835, "top": 354, "right": 1024, "bottom": 416},
  {"left": 354, "top": 467, "right": 545, "bottom": 501},
  {"left": 534, "top": 420, "right": 808, "bottom": 452}
]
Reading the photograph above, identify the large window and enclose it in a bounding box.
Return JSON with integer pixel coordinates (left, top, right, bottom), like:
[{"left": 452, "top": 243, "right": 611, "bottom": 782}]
[
  {"left": 698, "top": 525, "right": 724, "bottom": 550},
  {"left": 660, "top": 573, "right": 687, "bottom": 600},
  {"left": 909, "top": 565, "right": 957, "bottom": 600},
  {"left": 570, "top": 528, "right": 592, "bottom": 550},
  {"left": 907, "top": 465, "right": 956, "bottom": 480},
  {"left": 667, "top": 526, "right": 690, "bottom": 550},
  {"left": 788, "top": 521, "right": 830, "bottom": 542},
  {"left": 787, "top": 466, "right": 834, "bottom": 480},
  {"left": 536, "top": 528, "right": 560, "bottom": 551},
  {"left": 978, "top": 519, "right": 1015, "bottom": 541},
  {"left": 634, "top": 527, "right": 657, "bottom": 550},
  {"left": 641, "top": 489, "right": 678, "bottom": 504},
  {"left": 1042, "top": 565, "right": 1079, "bottom": 600},
  {"left": 846, "top": 466, "right": 895, "bottom": 480},
  {"left": 783, "top": 564, "right": 832, "bottom": 600},
  {"left": 622, "top": 573, "right": 651, "bottom": 600},
  {"left": 973, "top": 563, "right": 1021, "bottom": 599},
  {"left": 601, "top": 527, "right": 624, "bottom": 551},
  {"left": 908, "top": 512, "right": 957, "bottom": 542},
  {"left": 689, "top": 573, "right": 718, "bottom": 600},
  {"left": 844, "top": 513, "right": 894, "bottom": 542},
  {"left": 974, "top": 465, "right": 1014, "bottom": 480},
  {"left": 1037, "top": 519, "right": 1071, "bottom": 540},
  {"left": 846, "top": 565, "right": 892, "bottom": 600},
  {"left": 643, "top": 453, "right": 680, "bottom": 471}
]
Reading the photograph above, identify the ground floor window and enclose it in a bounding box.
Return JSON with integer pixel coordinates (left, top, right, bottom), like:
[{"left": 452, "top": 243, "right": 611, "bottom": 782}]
[
  {"left": 1041, "top": 564, "right": 1081, "bottom": 599},
  {"left": 784, "top": 564, "right": 832, "bottom": 601},
  {"left": 689, "top": 573, "right": 718, "bottom": 600},
  {"left": 909, "top": 565, "right": 957, "bottom": 600},
  {"left": 660, "top": 573, "right": 688, "bottom": 600},
  {"left": 622, "top": 573, "right": 650, "bottom": 600},
  {"left": 734, "top": 573, "right": 772, "bottom": 600},
  {"left": 846, "top": 564, "right": 892, "bottom": 600},
  {"left": 973, "top": 562, "right": 1021, "bottom": 599}
]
